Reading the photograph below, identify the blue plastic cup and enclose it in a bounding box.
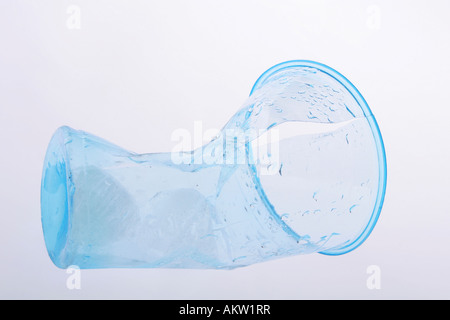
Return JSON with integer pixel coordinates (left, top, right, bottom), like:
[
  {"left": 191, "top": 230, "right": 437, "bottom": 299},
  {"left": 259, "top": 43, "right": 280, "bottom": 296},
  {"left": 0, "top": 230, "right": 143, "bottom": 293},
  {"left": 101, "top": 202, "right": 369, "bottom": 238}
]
[{"left": 41, "top": 60, "right": 386, "bottom": 269}]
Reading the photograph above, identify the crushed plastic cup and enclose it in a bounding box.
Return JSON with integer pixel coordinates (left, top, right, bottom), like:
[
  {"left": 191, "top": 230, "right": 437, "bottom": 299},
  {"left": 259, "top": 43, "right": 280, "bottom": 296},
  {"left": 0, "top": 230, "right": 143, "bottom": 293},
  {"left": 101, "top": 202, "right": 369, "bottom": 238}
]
[{"left": 41, "top": 60, "right": 387, "bottom": 269}]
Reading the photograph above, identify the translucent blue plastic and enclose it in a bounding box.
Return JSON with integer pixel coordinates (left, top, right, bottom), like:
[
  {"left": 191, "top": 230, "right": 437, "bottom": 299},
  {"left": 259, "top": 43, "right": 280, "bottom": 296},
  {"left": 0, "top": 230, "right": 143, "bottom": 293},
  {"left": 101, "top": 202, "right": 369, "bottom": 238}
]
[{"left": 41, "top": 60, "right": 386, "bottom": 269}]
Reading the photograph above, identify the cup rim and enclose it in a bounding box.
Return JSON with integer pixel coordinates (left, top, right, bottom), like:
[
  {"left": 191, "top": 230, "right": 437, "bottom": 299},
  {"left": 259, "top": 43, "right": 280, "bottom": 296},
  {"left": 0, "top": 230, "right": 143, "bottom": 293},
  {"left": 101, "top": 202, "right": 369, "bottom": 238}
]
[
  {"left": 248, "top": 60, "right": 387, "bottom": 256},
  {"left": 41, "top": 126, "right": 74, "bottom": 268}
]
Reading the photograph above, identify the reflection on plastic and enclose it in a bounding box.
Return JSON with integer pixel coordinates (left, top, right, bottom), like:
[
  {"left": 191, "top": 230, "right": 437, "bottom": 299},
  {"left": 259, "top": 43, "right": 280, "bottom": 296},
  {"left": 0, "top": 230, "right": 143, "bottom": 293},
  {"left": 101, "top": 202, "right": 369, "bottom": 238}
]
[{"left": 41, "top": 61, "right": 387, "bottom": 269}]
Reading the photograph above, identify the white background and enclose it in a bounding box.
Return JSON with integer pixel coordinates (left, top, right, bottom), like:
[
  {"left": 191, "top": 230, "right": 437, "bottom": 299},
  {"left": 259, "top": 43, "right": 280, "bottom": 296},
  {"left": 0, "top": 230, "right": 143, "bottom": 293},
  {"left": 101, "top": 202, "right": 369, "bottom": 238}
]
[{"left": 1, "top": 0, "right": 449, "bottom": 299}]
